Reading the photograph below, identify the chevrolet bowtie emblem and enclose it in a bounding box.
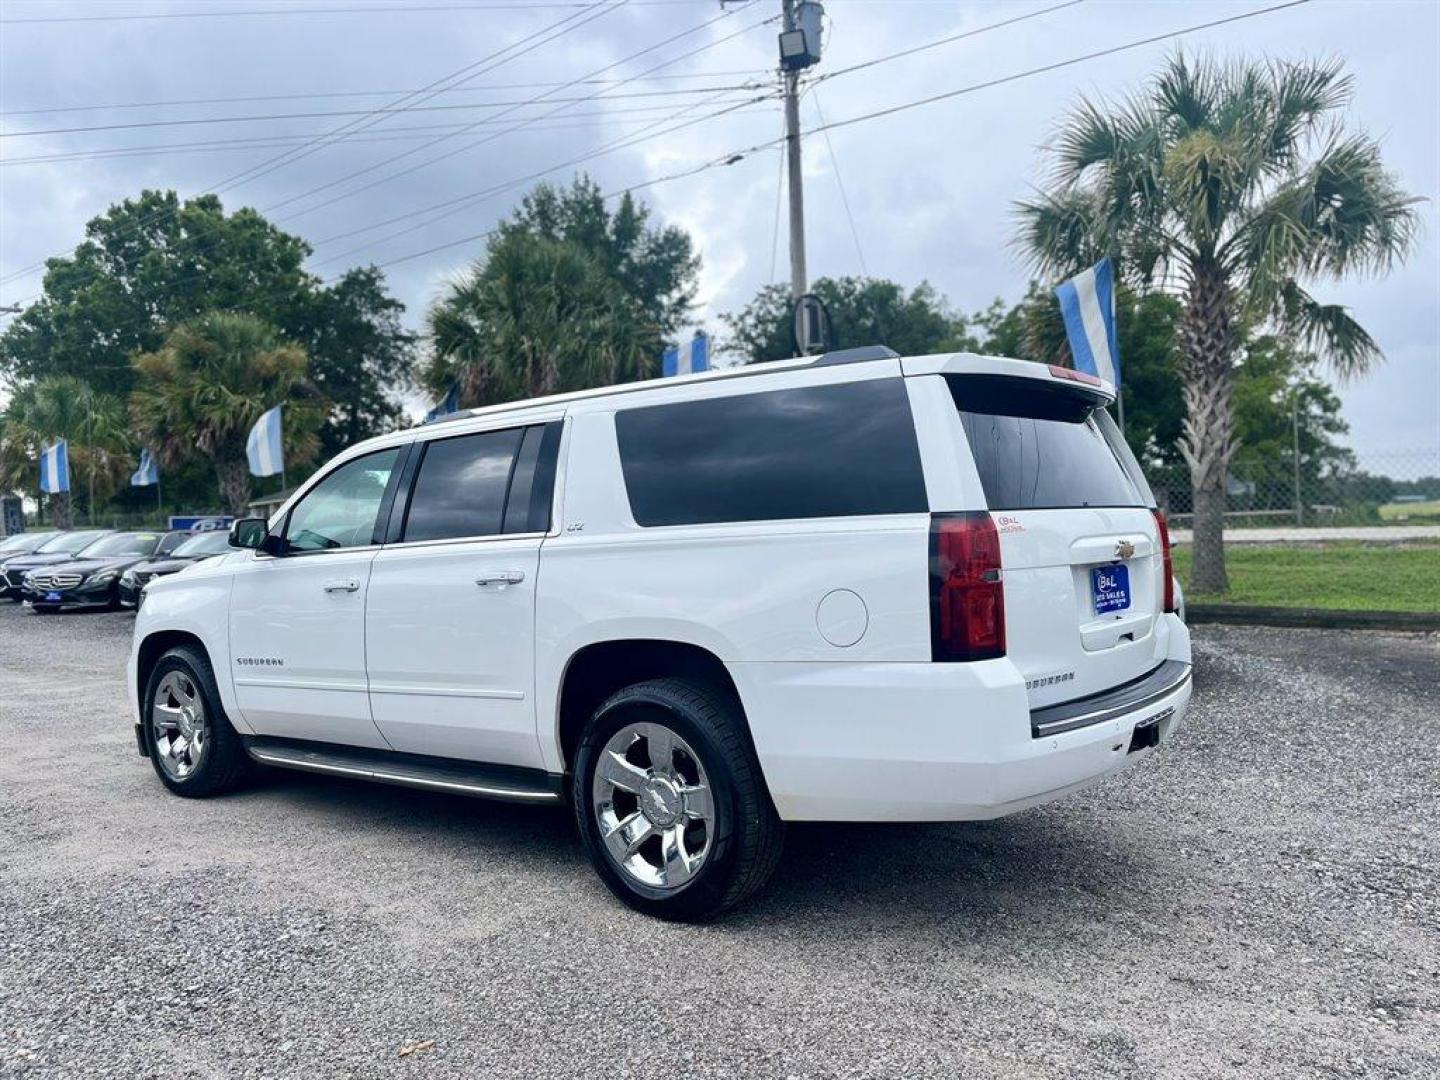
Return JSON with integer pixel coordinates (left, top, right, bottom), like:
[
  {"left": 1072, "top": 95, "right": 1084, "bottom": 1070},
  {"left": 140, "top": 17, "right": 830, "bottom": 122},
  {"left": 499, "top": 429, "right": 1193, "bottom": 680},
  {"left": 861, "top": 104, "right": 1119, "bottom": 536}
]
[{"left": 1115, "top": 539, "right": 1135, "bottom": 560}]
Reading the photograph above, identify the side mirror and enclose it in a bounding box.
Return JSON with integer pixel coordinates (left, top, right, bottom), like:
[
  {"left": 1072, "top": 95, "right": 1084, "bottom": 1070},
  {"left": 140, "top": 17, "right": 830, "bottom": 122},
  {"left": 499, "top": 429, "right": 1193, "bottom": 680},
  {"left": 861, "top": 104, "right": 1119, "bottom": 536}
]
[{"left": 228, "top": 517, "right": 269, "bottom": 550}]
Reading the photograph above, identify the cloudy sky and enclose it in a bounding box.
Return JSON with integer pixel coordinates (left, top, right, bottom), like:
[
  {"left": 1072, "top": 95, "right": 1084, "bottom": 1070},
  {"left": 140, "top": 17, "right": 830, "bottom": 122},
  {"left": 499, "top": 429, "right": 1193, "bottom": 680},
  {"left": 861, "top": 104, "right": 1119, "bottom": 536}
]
[{"left": 2, "top": 0, "right": 1436, "bottom": 468}]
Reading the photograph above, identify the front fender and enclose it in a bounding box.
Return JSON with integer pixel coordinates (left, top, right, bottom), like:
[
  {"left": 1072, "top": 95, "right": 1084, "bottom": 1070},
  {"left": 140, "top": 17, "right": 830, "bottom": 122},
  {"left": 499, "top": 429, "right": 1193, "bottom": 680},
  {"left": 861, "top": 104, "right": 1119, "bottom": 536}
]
[{"left": 131, "top": 571, "right": 245, "bottom": 733}]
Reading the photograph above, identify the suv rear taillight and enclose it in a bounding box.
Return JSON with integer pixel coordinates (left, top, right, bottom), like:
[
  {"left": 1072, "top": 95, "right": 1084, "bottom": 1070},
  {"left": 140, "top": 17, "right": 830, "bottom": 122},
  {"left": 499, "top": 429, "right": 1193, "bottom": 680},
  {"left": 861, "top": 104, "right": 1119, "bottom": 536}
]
[
  {"left": 1153, "top": 509, "right": 1176, "bottom": 613},
  {"left": 929, "top": 512, "right": 1005, "bottom": 662}
]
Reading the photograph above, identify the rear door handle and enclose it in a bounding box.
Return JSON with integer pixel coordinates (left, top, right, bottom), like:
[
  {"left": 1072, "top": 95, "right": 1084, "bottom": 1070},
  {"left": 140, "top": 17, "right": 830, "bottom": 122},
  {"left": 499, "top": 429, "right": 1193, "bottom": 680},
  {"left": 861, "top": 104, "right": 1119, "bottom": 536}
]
[
  {"left": 323, "top": 579, "right": 360, "bottom": 593},
  {"left": 475, "top": 570, "right": 525, "bottom": 588}
]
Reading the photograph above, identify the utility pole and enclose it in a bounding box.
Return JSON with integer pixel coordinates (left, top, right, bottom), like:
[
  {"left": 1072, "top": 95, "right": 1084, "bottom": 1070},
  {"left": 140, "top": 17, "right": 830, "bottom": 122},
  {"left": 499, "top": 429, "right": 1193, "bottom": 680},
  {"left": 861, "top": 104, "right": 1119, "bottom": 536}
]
[{"left": 781, "top": 0, "right": 807, "bottom": 301}]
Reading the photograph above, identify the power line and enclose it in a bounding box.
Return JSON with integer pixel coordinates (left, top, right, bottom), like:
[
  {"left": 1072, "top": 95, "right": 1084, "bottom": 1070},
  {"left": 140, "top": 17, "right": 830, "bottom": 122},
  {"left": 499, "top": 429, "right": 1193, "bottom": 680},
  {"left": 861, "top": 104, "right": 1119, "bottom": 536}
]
[
  {"left": 767, "top": 98, "right": 786, "bottom": 285},
  {"left": 810, "top": 88, "right": 866, "bottom": 278},
  {"left": 374, "top": 0, "right": 1315, "bottom": 272},
  {"left": 0, "top": 9, "right": 775, "bottom": 305},
  {"left": 205, "top": 1, "right": 621, "bottom": 196},
  {"left": 812, "top": 0, "right": 1314, "bottom": 137},
  {"left": 2, "top": 0, "right": 1308, "bottom": 309},
  {"left": 810, "top": 0, "right": 1085, "bottom": 89},
  {"left": 296, "top": 0, "right": 1066, "bottom": 261},
  {"left": 1, "top": 0, "right": 762, "bottom": 292},
  {"left": 264, "top": 2, "right": 770, "bottom": 221},
  {"left": 0, "top": 1, "right": 615, "bottom": 289},
  {"left": 0, "top": 83, "right": 767, "bottom": 138},
  {"left": 0, "top": 2, "right": 729, "bottom": 26},
  {"left": 313, "top": 90, "right": 775, "bottom": 264},
  {"left": 0, "top": 100, "right": 771, "bottom": 168},
  {"left": 0, "top": 71, "right": 769, "bottom": 118}
]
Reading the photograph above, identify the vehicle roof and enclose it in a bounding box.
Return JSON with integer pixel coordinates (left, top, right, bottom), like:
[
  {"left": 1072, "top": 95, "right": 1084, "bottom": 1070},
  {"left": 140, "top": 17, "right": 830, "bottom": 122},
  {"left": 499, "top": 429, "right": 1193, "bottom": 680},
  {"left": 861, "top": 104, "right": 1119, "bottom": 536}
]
[{"left": 341, "top": 346, "right": 1114, "bottom": 458}]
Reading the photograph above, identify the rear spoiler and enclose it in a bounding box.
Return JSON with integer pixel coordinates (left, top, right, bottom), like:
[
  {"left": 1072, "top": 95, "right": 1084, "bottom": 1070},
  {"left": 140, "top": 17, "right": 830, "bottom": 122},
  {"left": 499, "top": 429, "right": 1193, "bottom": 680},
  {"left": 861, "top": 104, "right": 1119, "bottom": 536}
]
[{"left": 901, "top": 351, "right": 1116, "bottom": 403}]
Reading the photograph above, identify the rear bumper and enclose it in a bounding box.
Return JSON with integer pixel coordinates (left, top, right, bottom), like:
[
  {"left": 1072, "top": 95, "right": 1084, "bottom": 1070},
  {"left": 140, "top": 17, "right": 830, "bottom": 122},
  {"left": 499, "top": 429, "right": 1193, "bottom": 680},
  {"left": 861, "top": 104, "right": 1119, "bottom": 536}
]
[
  {"left": 731, "top": 614, "right": 1192, "bottom": 822},
  {"left": 1030, "top": 659, "right": 1191, "bottom": 738}
]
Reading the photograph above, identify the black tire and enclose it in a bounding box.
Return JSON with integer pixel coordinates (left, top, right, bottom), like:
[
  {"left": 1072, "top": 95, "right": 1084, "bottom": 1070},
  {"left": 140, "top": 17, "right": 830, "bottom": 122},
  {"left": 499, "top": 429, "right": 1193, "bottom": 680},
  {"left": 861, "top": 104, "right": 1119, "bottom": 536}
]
[
  {"left": 142, "top": 646, "right": 251, "bottom": 797},
  {"left": 572, "top": 677, "right": 784, "bottom": 921}
]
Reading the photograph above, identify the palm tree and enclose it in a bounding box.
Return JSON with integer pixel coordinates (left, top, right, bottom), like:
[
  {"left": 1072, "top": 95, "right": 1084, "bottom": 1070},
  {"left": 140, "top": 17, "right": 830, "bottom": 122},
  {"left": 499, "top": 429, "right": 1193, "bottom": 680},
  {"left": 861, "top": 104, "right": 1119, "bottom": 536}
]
[
  {"left": 130, "top": 312, "right": 324, "bottom": 515},
  {"left": 0, "top": 376, "right": 130, "bottom": 527},
  {"left": 1015, "top": 52, "right": 1421, "bottom": 592},
  {"left": 426, "top": 231, "right": 656, "bottom": 408}
]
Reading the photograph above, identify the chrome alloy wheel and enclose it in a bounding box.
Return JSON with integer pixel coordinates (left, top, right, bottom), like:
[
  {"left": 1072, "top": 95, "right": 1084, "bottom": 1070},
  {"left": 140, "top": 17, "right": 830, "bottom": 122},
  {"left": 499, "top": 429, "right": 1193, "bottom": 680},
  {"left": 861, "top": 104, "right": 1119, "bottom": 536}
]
[
  {"left": 592, "top": 721, "right": 714, "bottom": 891},
  {"left": 151, "top": 671, "right": 208, "bottom": 781}
]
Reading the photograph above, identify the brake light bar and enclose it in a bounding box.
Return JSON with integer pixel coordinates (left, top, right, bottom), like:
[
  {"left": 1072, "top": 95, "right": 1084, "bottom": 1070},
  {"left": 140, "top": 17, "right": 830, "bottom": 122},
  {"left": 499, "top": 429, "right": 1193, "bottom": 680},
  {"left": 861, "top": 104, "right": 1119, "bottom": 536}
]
[
  {"left": 1152, "top": 509, "right": 1176, "bottom": 613},
  {"left": 1047, "top": 364, "right": 1104, "bottom": 387},
  {"left": 929, "top": 512, "right": 1006, "bottom": 662}
]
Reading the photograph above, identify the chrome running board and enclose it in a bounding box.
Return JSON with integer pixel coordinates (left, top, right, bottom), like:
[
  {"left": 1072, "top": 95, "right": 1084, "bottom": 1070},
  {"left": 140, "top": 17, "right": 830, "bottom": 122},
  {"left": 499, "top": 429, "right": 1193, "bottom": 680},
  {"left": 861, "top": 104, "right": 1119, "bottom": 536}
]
[{"left": 243, "top": 736, "right": 563, "bottom": 803}]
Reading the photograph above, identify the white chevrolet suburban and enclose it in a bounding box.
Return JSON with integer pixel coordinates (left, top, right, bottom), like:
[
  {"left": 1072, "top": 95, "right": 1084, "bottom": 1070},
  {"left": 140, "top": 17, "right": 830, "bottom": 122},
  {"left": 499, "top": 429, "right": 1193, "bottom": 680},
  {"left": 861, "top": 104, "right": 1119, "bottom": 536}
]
[{"left": 129, "top": 346, "right": 1192, "bottom": 920}]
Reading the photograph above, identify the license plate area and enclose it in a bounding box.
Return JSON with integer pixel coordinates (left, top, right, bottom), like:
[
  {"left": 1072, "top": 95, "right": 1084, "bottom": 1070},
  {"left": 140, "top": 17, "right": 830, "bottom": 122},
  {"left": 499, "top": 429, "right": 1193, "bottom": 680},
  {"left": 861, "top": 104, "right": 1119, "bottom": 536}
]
[
  {"left": 1090, "top": 564, "right": 1130, "bottom": 615},
  {"left": 44, "top": 590, "right": 62, "bottom": 602}
]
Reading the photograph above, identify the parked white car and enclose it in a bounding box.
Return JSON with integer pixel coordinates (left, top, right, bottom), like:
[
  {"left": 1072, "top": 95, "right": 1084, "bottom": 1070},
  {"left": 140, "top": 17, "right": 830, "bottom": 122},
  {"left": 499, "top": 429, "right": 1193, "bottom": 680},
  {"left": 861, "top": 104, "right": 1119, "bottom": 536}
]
[{"left": 129, "top": 346, "right": 1192, "bottom": 919}]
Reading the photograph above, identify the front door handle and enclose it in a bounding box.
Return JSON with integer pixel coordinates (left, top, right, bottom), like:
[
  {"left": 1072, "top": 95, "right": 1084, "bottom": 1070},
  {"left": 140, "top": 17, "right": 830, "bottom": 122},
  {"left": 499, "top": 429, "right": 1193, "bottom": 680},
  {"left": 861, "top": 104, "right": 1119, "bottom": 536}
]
[
  {"left": 323, "top": 579, "right": 360, "bottom": 593},
  {"left": 475, "top": 570, "right": 525, "bottom": 588}
]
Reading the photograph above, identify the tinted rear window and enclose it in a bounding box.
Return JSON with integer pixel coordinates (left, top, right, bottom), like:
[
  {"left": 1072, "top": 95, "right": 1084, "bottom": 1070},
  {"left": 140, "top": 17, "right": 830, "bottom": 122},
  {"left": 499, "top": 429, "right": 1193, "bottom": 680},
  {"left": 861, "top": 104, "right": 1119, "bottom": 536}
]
[
  {"left": 948, "top": 374, "right": 1147, "bottom": 511},
  {"left": 615, "top": 378, "right": 928, "bottom": 527}
]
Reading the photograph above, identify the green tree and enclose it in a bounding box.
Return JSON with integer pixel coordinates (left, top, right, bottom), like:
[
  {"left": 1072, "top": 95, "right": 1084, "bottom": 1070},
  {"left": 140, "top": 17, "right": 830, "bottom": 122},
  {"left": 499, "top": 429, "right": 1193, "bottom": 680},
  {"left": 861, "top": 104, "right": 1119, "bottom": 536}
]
[
  {"left": 1231, "top": 335, "right": 1354, "bottom": 499},
  {"left": 1015, "top": 52, "right": 1421, "bottom": 592},
  {"left": 130, "top": 313, "right": 324, "bottom": 516},
  {"left": 285, "top": 266, "right": 417, "bottom": 459},
  {"left": 0, "top": 377, "right": 130, "bottom": 527},
  {"left": 722, "top": 276, "right": 967, "bottom": 363},
  {"left": 962, "top": 282, "right": 1184, "bottom": 468},
  {"left": 426, "top": 231, "right": 656, "bottom": 407},
  {"left": 502, "top": 175, "right": 699, "bottom": 344},
  {"left": 1, "top": 190, "right": 415, "bottom": 450}
]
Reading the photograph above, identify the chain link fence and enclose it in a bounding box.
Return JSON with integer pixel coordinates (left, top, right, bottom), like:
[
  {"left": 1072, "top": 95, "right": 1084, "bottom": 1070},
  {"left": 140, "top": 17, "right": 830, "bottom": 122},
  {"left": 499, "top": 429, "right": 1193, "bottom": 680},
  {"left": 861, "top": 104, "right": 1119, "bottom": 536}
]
[{"left": 1147, "top": 449, "right": 1440, "bottom": 527}]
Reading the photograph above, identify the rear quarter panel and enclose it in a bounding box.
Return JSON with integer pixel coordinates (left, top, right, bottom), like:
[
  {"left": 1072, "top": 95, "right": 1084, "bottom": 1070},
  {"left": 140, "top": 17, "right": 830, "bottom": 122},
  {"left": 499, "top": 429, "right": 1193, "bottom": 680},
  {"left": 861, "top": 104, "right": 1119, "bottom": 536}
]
[{"left": 534, "top": 375, "right": 935, "bottom": 775}]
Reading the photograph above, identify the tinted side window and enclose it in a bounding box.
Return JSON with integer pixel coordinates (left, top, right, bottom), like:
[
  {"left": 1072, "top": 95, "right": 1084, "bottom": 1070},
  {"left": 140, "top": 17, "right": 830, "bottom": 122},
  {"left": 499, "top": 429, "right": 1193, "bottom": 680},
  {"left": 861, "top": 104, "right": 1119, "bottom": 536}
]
[
  {"left": 615, "top": 378, "right": 928, "bottom": 527},
  {"left": 285, "top": 448, "right": 400, "bottom": 552},
  {"left": 403, "top": 428, "right": 523, "bottom": 542},
  {"left": 501, "top": 422, "right": 562, "bottom": 534}
]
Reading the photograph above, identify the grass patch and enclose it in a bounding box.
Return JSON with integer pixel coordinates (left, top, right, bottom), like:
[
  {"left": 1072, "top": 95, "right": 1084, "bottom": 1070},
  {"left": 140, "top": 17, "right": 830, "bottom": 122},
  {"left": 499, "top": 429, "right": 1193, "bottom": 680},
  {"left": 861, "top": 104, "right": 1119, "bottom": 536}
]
[
  {"left": 1379, "top": 499, "right": 1440, "bottom": 523},
  {"left": 1173, "top": 541, "right": 1440, "bottom": 612}
]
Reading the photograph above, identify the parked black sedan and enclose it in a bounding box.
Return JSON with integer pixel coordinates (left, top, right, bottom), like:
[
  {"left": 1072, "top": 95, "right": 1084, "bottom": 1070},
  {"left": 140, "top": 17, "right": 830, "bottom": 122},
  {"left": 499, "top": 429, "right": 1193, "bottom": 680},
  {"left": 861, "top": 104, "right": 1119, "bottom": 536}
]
[
  {"left": 1, "top": 530, "right": 113, "bottom": 600},
  {"left": 117, "top": 529, "right": 234, "bottom": 607},
  {"left": 22, "top": 530, "right": 190, "bottom": 612}
]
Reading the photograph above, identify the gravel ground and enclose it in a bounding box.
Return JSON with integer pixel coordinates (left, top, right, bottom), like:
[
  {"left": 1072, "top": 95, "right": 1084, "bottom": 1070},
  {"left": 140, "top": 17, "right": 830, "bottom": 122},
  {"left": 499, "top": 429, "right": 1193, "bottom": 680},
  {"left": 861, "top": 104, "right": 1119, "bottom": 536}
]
[{"left": 0, "top": 602, "right": 1436, "bottom": 1079}]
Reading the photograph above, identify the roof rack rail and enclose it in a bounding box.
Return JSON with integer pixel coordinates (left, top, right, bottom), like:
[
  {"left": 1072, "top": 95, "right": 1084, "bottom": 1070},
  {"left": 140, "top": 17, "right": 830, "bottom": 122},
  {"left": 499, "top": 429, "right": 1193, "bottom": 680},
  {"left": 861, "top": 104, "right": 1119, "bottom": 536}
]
[
  {"left": 809, "top": 345, "right": 900, "bottom": 367},
  {"left": 420, "top": 409, "right": 474, "bottom": 427}
]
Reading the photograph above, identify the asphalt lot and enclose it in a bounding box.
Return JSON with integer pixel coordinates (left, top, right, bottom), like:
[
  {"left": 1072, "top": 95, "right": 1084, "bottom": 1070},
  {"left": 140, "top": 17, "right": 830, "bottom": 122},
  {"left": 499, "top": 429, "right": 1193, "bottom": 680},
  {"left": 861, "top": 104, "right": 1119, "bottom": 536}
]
[{"left": 0, "top": 603, "right": 1435, "bottom": 1079}]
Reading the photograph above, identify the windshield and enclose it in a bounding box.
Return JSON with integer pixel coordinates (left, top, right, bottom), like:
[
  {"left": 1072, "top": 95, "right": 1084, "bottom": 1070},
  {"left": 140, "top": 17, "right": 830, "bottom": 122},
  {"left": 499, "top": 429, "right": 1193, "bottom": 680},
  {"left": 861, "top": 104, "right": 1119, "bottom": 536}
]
[
  {"left": 171, "top": 531, "right": 233, "bottom": 558},
  {"left": 947, "top": 374, "right": 1152, "bottom": 511},
  {"left": 39, "top": 531, "right": 109, "bottom": 554},
  {"left": 79, "top": 531, "right": 162, "bottom": 558},
  {"left": 0, "top": 532, "right": 54, "bottom": 553}
]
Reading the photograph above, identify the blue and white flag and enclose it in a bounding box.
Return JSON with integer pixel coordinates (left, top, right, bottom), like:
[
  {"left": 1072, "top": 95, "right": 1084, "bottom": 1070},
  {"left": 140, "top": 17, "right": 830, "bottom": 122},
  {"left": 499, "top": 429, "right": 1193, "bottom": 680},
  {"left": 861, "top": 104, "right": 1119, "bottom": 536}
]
[
  {"left": 39, "top": 439, "right": 70, "bottom": 494},
  {"left": 661, "top": 331, "right": 710, "bottom": 378},
  {"left": 1055, "top": 257, "right": 1120, "bottom": 386},
  {"left": 246, "top": 405, "right": 284, "bottom": 478},
  {"left": 130, "top": 447, "right": 159, "bottom": 487},
  {"left": 424, "top": 385, "right": 460, "bottom": 423}
]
